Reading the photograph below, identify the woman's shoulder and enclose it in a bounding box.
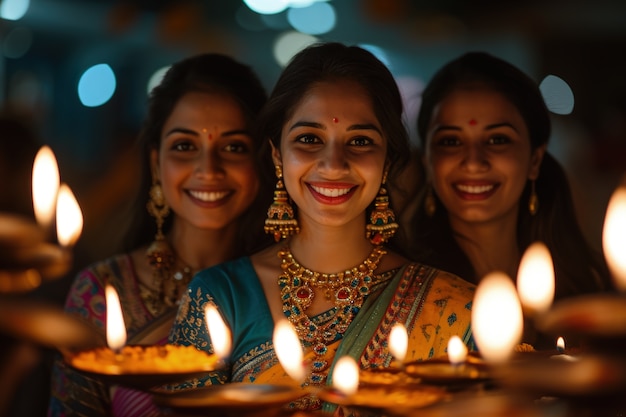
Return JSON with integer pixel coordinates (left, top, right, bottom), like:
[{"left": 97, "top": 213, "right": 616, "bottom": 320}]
[
  {"left": 191, "top": 256, "right": 258, "bottom": 290},
  {"left": 72, "top": 253, "right": 134, "bottom": 288}
]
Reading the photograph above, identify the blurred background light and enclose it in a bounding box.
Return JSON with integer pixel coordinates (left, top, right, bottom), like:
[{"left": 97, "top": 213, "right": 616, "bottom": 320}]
[
  {"left": 147, "top": 65, "right": 170, "bottom": 95},
  {"left": 77, "top": 63, "right": 116, "bottom": 107},
  {"left": 287, "top": 2, "right": 335, "bottom": 35},
  {"left": 540, "top": 74, "right": 575, "bottom": 115},
  {"left": 0, "top": 0, "right": 29, "bottom": 21},
  {"left": 358, "top": 44, "right": 391, "bottom": 69},
  {"left": 288, "top": 0, "right": 318, "bottom": 7},
  {"left": 260, "top": 10, "right": 291, "bottom": 30},
  {"left": 236, "top": 4, "right": 267, "bottom": 31},
  {"left": 244, "top": 0, "right": 289, "bottom": 15},
  {"left": 272, "top": 31, "right": 318, "bottom": 67}
]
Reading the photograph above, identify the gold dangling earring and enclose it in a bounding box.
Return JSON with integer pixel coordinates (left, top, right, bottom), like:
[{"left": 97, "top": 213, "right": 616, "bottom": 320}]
[
  {"left": 264, "top": 165, "right": 300, "bottom": 242},
  {"left": 529, "top": 179, "right": 539, "bottom": 216},
  {"left": 425, "top": 186, "right": 436, "bottom": 217},
  {"left": 146, "top": 179, "right": 174, "bottom": 278},
  {"left": 366, "top": 172, "right": 399, "bottom": 245}
]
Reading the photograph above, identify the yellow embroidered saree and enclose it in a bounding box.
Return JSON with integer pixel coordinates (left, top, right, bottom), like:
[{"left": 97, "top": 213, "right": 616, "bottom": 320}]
[{"left": 168, "top": 257, "right": 475, "bottom": 411}]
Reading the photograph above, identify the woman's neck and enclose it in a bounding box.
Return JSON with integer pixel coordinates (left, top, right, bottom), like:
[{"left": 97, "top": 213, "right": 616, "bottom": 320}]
[
  {"left": 449, "top": 218, "right": 520, "bottom": 282},
  {"left": 168, "top": 220, "right": 239, "bottom": 271},
  {"left": 287, "top": 216, "right": 375, "bottom": 273}
]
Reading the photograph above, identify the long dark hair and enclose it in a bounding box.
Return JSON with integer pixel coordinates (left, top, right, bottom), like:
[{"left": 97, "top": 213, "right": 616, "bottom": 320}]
[
  {"left": 255, "top": 42, "right": 411, "bottom": 254},
  {"left": 410, "top": 51, "right": 611, "bottom": 298},
  {"left": 123, "top": 53, "right": 272, "bottom": 255}
]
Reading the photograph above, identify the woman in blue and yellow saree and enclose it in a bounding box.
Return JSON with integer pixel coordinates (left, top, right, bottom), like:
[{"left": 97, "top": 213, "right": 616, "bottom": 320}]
[{"left": 168, "top": 42, "right": 476, "bottom": 413}]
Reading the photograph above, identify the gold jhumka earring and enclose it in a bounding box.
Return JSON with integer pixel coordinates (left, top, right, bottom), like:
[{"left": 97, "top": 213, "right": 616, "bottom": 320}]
[
  {"left": 145, "top": 179, "right": 176, "bottom": 309},
  {"left": 264, "top": 165, "right": 300, "bottom": 242},
  {"left": 146, "top": 179, "right": 174, "bottom": 272},
  {"left": 425, "top": 186, "right": 436, "bottom": 217},
  {"left": 365, "top": 173, "right": 398, "bottom": 245},
  {"left": 145, "top": 179, "right": 193, "bottom": 313},
  {"left": 529, "top": 180, "right": 539, "bottom": 216}
]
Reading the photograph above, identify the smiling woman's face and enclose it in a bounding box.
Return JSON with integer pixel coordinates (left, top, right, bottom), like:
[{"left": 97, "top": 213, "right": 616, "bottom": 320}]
[
  {"left": 152, "top": 91, "right": 259, "bottom": 232},
  {"left": 273, "top": 79, "right": 387, "bottom": 230},
  {"left": 424, "top": 87, "right": 545, "bottom": 227}
]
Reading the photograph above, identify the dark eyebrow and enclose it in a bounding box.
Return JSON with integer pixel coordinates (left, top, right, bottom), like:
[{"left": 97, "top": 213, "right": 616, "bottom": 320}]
[
  {"left": 348, "top": 124, "right": 382, "bottom": 135},
  {"left": 223, "top": 129, "right": 250, "bottom": 137},
  {"left": 485, "top": 122, "right": 519, "bottom": 133},
  {"left": 287, "top": 121, "right": 323, "bottom": 132},
  {"left": 288, "top": 121, "right": 382, "bottom": 135},
  {"left": 165, "top": 127, "right": 197, "bottom": 137},
  {"left": 164, "top": 127, "right": 250, "bottom": 137},
  {"left": 431, "top": 125, "right": 461, "bottom": 134},
  {"left": 432, "top": 122, "right": 519, "bottom": 134}
]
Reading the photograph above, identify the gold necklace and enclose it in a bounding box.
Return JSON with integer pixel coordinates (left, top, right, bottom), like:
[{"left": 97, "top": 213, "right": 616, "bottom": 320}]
[
  {"left": 277, "top": 245, "right": 387, "bottom": 387},
  {"left": 146, "top": 245, "right": 194, "bottom": 315}
]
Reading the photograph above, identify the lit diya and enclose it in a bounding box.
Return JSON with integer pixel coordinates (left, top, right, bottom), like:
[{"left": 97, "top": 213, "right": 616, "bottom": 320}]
[
  {"left": 358, "top": 323, "right": 423, "bottom": 387},
  {"left": 319, "top": 356, "right": 447, "bottom": 415},
  {"left": 492, "top": 353, "right": 626, "bottom": 399},
  {"left": 536, "top": 182, "right": 626, "bottom": 350},
  {"left": 65, "top": 286, "right": 221, "bottom": 390},
  {"left": 153, "top": 318, "right": 309, "bottom": 416},
  {"left": 152, "top": 383, "right": 307, "bottom": 417},
  {"left": 404, "top": 338, "right": 490, "bottom": 388},
  {"left": 1, "top": 146, "right": 82, "bottom": 293}
]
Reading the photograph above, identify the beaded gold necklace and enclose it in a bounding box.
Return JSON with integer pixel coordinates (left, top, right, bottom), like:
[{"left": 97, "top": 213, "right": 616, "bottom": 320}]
[
  {"left": 277, "top": 245, "right": 387, "bottom": 387},
  {"left": 145, "top": 247, "right": 194, "bottom": 315}
]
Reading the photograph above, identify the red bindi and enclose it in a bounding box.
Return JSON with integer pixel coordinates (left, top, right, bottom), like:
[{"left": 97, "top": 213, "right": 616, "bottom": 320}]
[
  {"left": 332, "top": 117, "right": 339, "bottom": 123},
  {"left": 468, "top": 119, "right": 477, "bottom": 126},
  {"left": 208, "top": 133, "right": 213, "bottom": 140}
]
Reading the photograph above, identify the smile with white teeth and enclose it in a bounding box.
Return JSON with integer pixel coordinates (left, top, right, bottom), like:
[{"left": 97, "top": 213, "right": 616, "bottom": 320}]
[
  {"left": 310, "top": 185, "right": 352, "bottom": 197},
  {"left": 188, "top": 190, "right": 229, "bottom": 202},
  {"left": 455, "top": 184, "right": 494, "bottom": 194}
]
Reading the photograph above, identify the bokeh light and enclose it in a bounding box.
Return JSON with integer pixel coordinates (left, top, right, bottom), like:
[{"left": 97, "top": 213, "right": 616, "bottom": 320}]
[
  {"left": 539, "top": 74, "right": 575, "bottom": 115},
  {"left": 235, "top": 4, "right": 267, "bottom": 31},
  {"left": 77, "top": 64, "right": 116, "bottom": 107},
  {"left": 147, "top": 65, "right": 170, "bottom": 95},
  {"left": 288, "top": 0, "right": 317, "bottom": 7},
  {"left": 287, "top": 2, "right": 335, "bottom": 35},
  {"left": 244, "top": 0, "right": 289, "bottom": 15},
  {"left": 273, "top": 31, "right": 318, "bottom": 67},
  {"left": 0, "top": 0, "right": 29, "bottom": 21},
  {"left": 359, "top": 43, "right": 391, "bottom": 69},
  {"left": 261, "top": 11, "right": 291, "bottom": 30},
  {"left": 396, "top": 76, "right": 424, "bottom": 146}
]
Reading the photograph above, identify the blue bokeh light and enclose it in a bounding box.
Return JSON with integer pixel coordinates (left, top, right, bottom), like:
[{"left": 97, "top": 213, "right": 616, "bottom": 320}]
[
  {"left": 77, "top": 63, "right": 116, "bottom": 107},
  {"left": 287, "top": 2, "right": 336, "bottom": 35},
  {"left": 0, "top": 0, "right": 29, "bottom": 21}
]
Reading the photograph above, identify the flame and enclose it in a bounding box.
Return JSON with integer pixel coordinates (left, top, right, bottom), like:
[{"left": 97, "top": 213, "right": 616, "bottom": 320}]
[
  {"left": 32, "top": 146, "right": 60, "bottom": 230},
  {"left": 447, "top": 335, "right": 468, "bottom": 366},
  {"left": 517, "top": 241, "right": 555, "bottom": 315},
  {"left": 56, "top": 184, "right": 83, "bottom": 247},
  {"left": 603, "top": 184, "right": 626, "bottom": 291},
  {"left": 105, "top": 284, "right": 126, "bottom": 351},
  {"left": 389, "top": 323, "right": 408, "bottom": 363},
  {"left": 204, "top": 304, "right": 232, "bottom": 360},
  {"left": 471, "top": 271, "right": 523, "bottom": 363},
  {"left": 333, "top": 356, "right": 359, "bottom": 396},
  {"left": 273, "top": 319, "right": 305, "bottom": 383},
  {"left": 556, "top": 336, "right": 565, "bottom": 352}
]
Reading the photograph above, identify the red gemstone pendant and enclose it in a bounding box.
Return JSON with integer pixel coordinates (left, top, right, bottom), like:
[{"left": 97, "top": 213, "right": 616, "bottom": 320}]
[
  {"left": 336, "top": 287, "right": 351, "bottom": 300},
  {"left": 296, "top": 287, "right": 310, "bottom": 298}
]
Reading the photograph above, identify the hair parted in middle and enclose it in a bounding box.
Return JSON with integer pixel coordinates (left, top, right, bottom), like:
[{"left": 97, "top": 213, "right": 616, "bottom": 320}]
[{"left": 256, "top": 42, "right": 411, "bottom": 184}]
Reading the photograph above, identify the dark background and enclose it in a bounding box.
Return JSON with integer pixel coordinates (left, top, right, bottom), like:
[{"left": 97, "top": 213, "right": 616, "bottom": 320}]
[
  {"left": 2, "top": 0, "right": 625, "bottom": 265},
  {"left": 0, "top": 1, "right": 625, "bottom": 414}
]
